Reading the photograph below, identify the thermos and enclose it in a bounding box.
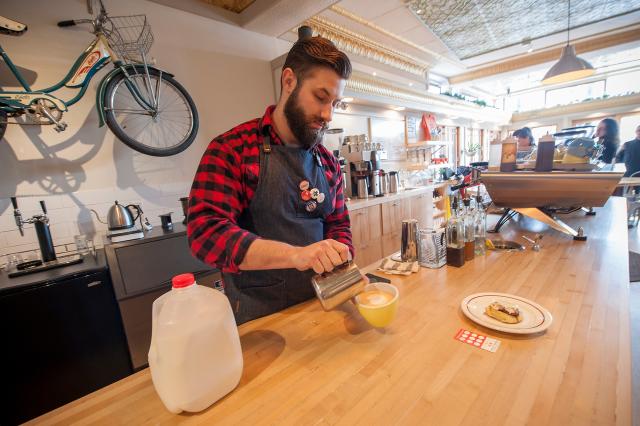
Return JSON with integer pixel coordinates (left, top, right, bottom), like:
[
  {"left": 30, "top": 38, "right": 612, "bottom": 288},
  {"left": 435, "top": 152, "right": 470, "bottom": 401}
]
[
  {"left": 388, "top": 171, "right": 399, "bottom": 193},
  {"left": 357, "top": 176, "right": 369, "bottom": 199}
]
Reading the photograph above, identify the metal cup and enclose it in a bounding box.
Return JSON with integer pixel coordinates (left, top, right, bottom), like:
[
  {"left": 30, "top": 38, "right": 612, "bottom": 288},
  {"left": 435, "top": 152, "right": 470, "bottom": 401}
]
[
  {"left": 312, "top": 261, "right": 366, "bottom": 311},
  {"left": 401, "top": 219, "right": 419, "bottom": 262}
]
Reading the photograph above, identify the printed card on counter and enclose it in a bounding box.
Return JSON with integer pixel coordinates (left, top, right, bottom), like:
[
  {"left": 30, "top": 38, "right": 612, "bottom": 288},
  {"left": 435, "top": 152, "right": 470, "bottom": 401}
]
[{"left": 454, "top": 328, "right": 501, "bottom": 353}]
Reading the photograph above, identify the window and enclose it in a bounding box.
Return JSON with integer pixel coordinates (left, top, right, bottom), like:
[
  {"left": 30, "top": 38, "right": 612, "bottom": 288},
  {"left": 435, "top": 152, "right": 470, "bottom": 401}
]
[
  {"left": 531, "top": 125, "right": 557, "bottom": 141},
  {"left": 428, "top": 84, "right": 441, "bottom": 95},
  {"left": 507, "top": 90, "right": 545, "bottom": 112},
  {"left": 545, "top": 81, "right": 605, "bottom": 108},
  {"left": 606, "top": 71, "right": 640, "bottom": 97},
  {"left": 620, "top": 114, "right": 640, "bottom": 142}
]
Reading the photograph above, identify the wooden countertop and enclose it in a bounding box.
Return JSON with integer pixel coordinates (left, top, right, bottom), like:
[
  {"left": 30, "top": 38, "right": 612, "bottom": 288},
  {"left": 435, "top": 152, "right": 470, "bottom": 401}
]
[{"left": 32, "top": 198, "right": 632, "bottom": 425}]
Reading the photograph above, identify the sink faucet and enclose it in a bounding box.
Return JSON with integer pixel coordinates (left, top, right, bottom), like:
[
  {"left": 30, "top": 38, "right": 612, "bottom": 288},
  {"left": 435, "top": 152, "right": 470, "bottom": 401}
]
[{"left": 522, "top": 234, "right": 543, "bottom": 251}]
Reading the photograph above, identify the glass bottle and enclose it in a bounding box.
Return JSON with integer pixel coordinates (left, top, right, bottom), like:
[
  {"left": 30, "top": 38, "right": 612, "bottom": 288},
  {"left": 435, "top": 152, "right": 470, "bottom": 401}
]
[
  {"left": 446, "top": 199, "right": 465, "bottom": 267},
  {"left": 474, "top": 195, "right": 487, "bottom": 256},
  {"left": 462, "top": 198, "right": 475, "bottom": 261}
]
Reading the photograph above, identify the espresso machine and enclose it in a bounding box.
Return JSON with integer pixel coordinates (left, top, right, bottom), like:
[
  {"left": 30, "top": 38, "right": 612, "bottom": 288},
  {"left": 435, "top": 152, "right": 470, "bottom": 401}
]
[{"left": 340, "top": 134, "right": 387, "bottom": 198}]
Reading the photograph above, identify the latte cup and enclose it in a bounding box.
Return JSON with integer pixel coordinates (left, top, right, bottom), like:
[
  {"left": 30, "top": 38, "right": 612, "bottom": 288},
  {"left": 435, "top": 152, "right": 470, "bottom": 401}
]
[{"left": 355, "top": 283, "right": 399, "bottom": 328}]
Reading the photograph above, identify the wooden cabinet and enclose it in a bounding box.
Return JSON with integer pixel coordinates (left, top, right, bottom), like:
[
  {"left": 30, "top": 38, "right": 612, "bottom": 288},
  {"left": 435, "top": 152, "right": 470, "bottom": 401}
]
[
  {"left": 410, "top": 192, "right": 433, "bottom": 230},
  {"left": 381, "top": 197, "right": 411, "bottom": 257},
  {"left": 349, "top": 190, "right": 438, "bottom": 263},
  {"left": 350, "top": 204, "right": 382, "bottom": 267}
]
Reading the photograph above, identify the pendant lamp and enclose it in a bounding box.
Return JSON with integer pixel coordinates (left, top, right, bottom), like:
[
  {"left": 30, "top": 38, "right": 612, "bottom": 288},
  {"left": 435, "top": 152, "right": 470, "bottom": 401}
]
[{"left": 542, "top": 0, "right": 595, "bottom": 85}]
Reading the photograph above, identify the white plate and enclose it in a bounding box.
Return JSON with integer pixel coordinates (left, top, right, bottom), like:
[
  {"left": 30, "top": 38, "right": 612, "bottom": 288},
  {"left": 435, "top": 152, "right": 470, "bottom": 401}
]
[{"left": 460, "top": 292, "right": 553, "bottom": 335}]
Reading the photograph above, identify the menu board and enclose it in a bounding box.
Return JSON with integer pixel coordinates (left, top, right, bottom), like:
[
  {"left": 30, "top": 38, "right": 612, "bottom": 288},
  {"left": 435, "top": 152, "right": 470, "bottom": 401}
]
[{"left": 406, "top": 115, "right": 418, "bottom": 144}]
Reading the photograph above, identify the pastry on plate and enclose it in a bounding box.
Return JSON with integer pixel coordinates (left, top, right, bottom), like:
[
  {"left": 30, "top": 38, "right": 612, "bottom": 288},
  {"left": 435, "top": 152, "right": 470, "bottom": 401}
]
[{"left": 485, "top": 301, "right": 522, "bottom": 324}]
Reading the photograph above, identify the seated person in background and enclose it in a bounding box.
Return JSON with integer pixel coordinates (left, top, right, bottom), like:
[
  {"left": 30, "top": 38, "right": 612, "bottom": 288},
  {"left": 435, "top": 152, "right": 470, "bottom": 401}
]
[
  {"left": 513, "top": 127, "right": 536, "bottom": 161},
  {"left": 596, "top": 118, "right": 620, "bottom": 165},
  {"left": 615, "top": 124, "right": 640, "bottom": 177}
]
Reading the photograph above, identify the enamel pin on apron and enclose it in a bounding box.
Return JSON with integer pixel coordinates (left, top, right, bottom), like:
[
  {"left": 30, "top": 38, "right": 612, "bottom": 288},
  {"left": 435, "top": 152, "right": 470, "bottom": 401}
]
[{"left": 299, "top": 180, "right": 325, "bottom": 208}]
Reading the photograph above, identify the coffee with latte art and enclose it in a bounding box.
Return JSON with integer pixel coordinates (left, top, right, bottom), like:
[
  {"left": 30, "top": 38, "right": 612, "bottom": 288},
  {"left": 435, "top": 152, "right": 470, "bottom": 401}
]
[{"left": 357, "top": 290, "right": 394, "bottom": 307}]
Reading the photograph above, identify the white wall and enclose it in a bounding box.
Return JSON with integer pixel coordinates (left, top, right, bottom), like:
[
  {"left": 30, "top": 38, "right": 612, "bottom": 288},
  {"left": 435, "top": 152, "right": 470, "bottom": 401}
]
[{"left": 0, "top": 0, "right": 290, "bottom": 262}]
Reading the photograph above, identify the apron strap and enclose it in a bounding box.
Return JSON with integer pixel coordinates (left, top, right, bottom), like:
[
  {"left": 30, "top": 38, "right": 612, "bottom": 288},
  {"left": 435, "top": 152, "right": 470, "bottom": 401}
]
[{"left": 262, "top": 128, "right": 272, "bottom": 154}]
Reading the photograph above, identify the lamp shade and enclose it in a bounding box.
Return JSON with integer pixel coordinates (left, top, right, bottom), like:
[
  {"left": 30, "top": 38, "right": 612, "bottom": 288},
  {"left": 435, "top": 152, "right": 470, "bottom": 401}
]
[{"left": 542, "top": 44, "right": 595, "bottom": 85}]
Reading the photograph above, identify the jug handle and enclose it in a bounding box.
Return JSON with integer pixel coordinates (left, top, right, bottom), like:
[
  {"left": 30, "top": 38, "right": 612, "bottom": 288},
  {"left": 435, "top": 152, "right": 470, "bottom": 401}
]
[{"left": 126, "top": 204, "right": 141, "bottom": 222}]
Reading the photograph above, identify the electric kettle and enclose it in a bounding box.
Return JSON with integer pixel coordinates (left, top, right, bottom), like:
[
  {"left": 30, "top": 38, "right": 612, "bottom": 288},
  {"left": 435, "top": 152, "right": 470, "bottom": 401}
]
[{"left": 91, "top": 201, "right": 141, "bottom": 231}]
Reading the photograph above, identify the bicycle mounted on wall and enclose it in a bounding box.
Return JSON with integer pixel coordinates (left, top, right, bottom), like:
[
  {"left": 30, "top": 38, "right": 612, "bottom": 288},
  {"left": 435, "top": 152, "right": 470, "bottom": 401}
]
[{"left": 0, "top": 0, "right": 199, "bottom": 156}]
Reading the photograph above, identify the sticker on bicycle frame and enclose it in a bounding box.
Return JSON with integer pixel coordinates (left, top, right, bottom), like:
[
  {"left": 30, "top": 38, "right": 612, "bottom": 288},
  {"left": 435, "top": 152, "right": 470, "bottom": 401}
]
[{"left": 67, "top": 40, "right": 110, "bottom": 87}]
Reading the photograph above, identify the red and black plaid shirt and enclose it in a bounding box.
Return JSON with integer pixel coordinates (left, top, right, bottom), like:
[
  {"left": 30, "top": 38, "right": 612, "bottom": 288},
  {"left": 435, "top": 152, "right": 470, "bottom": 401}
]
[{"left": 188, "top": 105, "right": 352, "bottom": 273}]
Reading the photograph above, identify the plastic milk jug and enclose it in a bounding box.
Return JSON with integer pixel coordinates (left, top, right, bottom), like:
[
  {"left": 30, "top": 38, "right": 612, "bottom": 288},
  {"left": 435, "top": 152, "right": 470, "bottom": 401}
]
[{"left": 148, "top": 273, "right": 243, "bottom": 413}]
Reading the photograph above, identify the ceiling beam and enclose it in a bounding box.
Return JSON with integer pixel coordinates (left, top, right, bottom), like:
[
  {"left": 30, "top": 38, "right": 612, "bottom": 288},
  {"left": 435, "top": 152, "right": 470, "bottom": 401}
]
[
  {"left": 241, "top": 0, "right": 339, "bottom": 37},
  {"left": 449, "top": 27, "right": 640, "bottom": 85}
]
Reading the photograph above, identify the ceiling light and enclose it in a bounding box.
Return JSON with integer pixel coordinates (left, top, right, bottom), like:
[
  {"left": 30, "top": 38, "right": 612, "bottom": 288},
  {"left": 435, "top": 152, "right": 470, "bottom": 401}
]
[
  {"left": 372, "top": 72, "right": 377, "bottom": 76},
  {"left": 542, "top": 0, "right": 595, "bottom": 85},
  {"left": 409, "top": 82, "right": 413, "bottom": 87},
  {"left": 392, "top": 106, "right": 406, "bottom": 111},
  {"left": 342, "top": 97, "right": 353, "bottom": 103}
]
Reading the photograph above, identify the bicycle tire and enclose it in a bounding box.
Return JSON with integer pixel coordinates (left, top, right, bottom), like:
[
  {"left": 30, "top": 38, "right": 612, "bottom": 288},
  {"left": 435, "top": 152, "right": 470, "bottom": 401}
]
[{"left": 103, "top": 67, "right": 199, "bottom": 157}]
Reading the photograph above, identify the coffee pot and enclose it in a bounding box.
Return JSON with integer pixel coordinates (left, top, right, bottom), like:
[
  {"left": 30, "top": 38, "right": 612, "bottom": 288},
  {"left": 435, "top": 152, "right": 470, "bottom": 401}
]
[{"left": 92, "top": 201, "right": 141, "bottom": 231}]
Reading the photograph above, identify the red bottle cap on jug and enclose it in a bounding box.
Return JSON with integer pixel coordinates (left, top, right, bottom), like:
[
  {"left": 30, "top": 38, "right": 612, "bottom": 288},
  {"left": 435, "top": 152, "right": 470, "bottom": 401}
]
[{"left": 172, "top": 273, "right": 195, "bottom": 288}]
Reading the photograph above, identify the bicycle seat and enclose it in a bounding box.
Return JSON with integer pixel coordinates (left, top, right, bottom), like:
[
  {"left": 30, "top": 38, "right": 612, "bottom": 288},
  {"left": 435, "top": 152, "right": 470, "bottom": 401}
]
[{"left": 0, "top": 16, "right": 27, "bottom": 36}]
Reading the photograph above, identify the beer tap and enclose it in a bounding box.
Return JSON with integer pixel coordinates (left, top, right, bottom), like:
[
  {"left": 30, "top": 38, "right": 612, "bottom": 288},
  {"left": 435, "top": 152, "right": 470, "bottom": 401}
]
[
  {"left": 10, "top": 197, "right": 57, "bottom": 263},
  {"left": 11, "top": 196, "right": 24, "bottom": 237}
]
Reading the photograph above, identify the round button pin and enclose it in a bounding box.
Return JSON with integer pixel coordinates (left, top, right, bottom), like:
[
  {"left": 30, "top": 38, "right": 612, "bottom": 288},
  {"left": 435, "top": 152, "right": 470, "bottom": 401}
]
[
  {"left": 310, "top": 188, "right": 320, "bottom": 199},
  {"left": 299, "top": 180, "right": 310, "bottom": 191},
  {"left": 317, "top": 193, "right": 325, "bottom": 203},
  {"left": 305, "top": 200, "right": 317, "bottom": 212},
  {"left": 301, "top": 190, "right": 311, "bottom": 201}
]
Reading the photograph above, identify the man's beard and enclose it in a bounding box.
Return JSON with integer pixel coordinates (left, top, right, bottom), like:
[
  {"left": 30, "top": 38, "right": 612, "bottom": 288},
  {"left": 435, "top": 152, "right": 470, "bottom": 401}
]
[{"left": 284, "top": 86, "right": 327, "bottom": 149}]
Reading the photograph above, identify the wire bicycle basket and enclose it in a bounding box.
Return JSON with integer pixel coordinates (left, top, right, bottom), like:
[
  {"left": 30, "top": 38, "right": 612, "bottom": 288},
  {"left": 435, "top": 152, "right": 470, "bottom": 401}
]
[{"left": 103, "top": 14, "right": 153, "bottom": 63}]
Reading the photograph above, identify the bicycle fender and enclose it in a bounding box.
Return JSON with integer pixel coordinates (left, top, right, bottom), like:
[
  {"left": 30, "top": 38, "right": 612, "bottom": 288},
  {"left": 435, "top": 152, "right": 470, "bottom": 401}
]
[{"left": 96, "top": 64, "right": 174, "bottom": 127}]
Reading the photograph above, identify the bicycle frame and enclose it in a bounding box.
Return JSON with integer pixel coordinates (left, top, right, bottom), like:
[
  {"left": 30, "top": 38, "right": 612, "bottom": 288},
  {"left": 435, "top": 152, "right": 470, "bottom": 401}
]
[{"left": 0, "top": 32, "right": 156, "bottom": 115}]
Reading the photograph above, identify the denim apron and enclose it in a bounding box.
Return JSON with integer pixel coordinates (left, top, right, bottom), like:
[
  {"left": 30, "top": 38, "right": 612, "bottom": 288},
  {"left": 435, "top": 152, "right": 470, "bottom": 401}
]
[{"left": 223, "top": 128, "right": 333, "bottom": 325}]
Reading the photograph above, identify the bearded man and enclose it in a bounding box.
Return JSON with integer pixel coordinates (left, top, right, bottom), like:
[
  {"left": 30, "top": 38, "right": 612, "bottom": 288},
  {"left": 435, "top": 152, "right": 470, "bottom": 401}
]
[{"left": 187, "top": 34, "right": 353, "bottom": 324}]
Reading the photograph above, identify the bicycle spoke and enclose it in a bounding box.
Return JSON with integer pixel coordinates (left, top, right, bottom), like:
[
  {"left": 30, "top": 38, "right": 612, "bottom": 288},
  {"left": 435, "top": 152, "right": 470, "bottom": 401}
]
[{"left": 106, "top": 109, "right": 154, "bottom": 115}]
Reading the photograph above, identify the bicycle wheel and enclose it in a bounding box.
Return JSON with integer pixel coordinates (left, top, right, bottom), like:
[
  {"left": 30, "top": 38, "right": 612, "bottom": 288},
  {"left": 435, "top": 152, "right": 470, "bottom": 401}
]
[{"left": 103, "top": 67, "right": 199, "bottom": 157}]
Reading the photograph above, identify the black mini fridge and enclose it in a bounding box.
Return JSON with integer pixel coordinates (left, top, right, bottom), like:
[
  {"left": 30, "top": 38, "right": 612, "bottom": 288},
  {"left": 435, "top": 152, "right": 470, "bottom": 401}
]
[{"left": 0, "top": 250, "right": 133, "bottom": 425}]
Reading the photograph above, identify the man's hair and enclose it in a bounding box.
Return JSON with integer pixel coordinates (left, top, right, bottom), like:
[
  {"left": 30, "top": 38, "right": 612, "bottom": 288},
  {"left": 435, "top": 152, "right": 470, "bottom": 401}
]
[{"left": 282, "top": 36, "right": 352, "bottom": 84}]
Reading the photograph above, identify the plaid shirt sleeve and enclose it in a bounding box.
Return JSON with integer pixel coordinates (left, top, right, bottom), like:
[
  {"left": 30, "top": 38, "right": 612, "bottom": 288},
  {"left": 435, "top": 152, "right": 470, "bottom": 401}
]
[
  {"left": 318, "top": 145, "right": 354, "bottom": 258},
  {"left": 187, "top": 134, "right": 259, "bottom": 273}
]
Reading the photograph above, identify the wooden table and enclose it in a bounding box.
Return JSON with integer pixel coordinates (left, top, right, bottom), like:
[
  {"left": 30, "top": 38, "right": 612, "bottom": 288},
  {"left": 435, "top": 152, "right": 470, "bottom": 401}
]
[{"left": 32, "top": 198, "right": 632, "bottom": 425}]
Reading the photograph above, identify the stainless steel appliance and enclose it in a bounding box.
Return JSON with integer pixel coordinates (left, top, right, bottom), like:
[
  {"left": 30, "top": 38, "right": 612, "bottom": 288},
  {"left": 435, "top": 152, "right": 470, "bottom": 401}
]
[
  {"left": 91, "top": 201, "right": 141, "bottom": 232},
  {"left": 388, "top": 171, "right": 399, "bottom": 193},
  {"left": 357, "top": 175, "right": 369, "bottom": 199},
  {"left": 371, "top": 170, "right": 384, "bottom": 197},
  {"left": 401, "top": 219, "right": 419, "bottom": 261},
  {"left": 381, "top": 170, "right": 389, "bottom": 194}
]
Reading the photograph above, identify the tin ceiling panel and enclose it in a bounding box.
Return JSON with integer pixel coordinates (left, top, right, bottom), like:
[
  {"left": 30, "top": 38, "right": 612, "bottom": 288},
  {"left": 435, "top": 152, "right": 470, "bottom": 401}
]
[
  {"left": 406, "top": 0, "right": 640, "bottom": 59},
  {"left": 201, "top": 0, "right": 256, "bottom": 13}
]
